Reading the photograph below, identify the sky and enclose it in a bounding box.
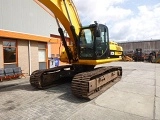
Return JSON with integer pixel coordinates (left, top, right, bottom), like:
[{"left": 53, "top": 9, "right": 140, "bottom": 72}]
[{"left": 73, "top": 0, "right": 160, "bottom": 42}]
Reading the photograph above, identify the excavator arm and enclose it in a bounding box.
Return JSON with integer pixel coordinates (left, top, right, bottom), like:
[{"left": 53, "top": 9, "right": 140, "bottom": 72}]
[
  {"left": 36, "top": 0, "right": 81, "bottom": 62},
  {"left": 37, "top": 0, "right": 81, "bottom": 39}
]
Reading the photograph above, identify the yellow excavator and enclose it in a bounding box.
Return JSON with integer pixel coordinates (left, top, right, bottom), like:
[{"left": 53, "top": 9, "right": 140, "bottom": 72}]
[{"left": 30, "top": 0, "right": 123, "bottom": 99}]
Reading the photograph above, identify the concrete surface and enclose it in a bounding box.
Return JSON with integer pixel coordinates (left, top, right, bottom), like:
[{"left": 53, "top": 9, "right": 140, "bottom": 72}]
[{"left": 0, "top": 62, "right": 159, "bottom": 120}]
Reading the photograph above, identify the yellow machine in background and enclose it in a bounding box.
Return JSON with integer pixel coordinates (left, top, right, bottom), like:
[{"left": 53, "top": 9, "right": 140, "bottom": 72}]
[
  {"left": 152, "top": 51, "right": 160, "bottom": 63},
  {"left": 30, "top": 0, "right": 123, "bottom": 99}
]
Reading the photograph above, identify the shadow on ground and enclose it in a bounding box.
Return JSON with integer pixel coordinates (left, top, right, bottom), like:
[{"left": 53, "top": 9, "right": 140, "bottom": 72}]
[
  {"left": 0, "top": 68, "right": 134, "bottom": 103},
  {"left": 0, "top": 81, "right": 89, "bottom": 103}
]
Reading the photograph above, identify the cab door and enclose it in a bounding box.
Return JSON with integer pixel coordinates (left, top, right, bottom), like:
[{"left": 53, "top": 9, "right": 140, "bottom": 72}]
[{"left": 94, "top": 24, "right": 109, "bottom": 59}]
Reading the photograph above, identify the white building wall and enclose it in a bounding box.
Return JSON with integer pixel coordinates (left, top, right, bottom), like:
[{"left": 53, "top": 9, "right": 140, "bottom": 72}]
[
  {"left": 48, "top": 42, "right": 51, "bottom": 58},
  {"left": 18, "top": 40, "right": 29, "bottom": 75},
  {"left": 30, "top": 41, "right": 39, "bottom": 73},
  {"left": 0, "top": 0, "right": 59, "bottom": 37},
  {"left": 0, "top": 40, "right": 3, "bottom": 67}
]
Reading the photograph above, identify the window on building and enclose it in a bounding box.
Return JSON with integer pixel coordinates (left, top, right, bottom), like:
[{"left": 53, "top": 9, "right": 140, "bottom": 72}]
[
  {"left": 3, "top": 40, "right": 17, "bottom": 68},
  {"left": 38, "top": 42, "right": 47, "bottom": 70}
]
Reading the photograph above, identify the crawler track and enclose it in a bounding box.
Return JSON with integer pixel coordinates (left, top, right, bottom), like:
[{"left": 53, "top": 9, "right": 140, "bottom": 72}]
[
  {"left": 30, "top": 65, "right": 75, "bottom": 89},
  {"left": 30, "top": 65, "right": 122, "bottom": 99},
  {"left": 72, "top": 66, "right": 122, "bottom": 99}
]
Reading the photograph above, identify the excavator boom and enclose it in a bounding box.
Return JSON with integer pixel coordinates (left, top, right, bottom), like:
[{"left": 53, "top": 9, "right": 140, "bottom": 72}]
[
  {"left": 37, "top": 0, "right": 81, "bottom": 39},
  {"left": 36, "top": 0, "right": 81, "bottom": 61}
]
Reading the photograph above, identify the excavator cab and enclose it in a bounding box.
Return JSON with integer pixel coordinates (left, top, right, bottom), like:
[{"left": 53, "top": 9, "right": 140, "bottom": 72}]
[{"left": 79, "top": 24, "right": 109, "bottom": 60}]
